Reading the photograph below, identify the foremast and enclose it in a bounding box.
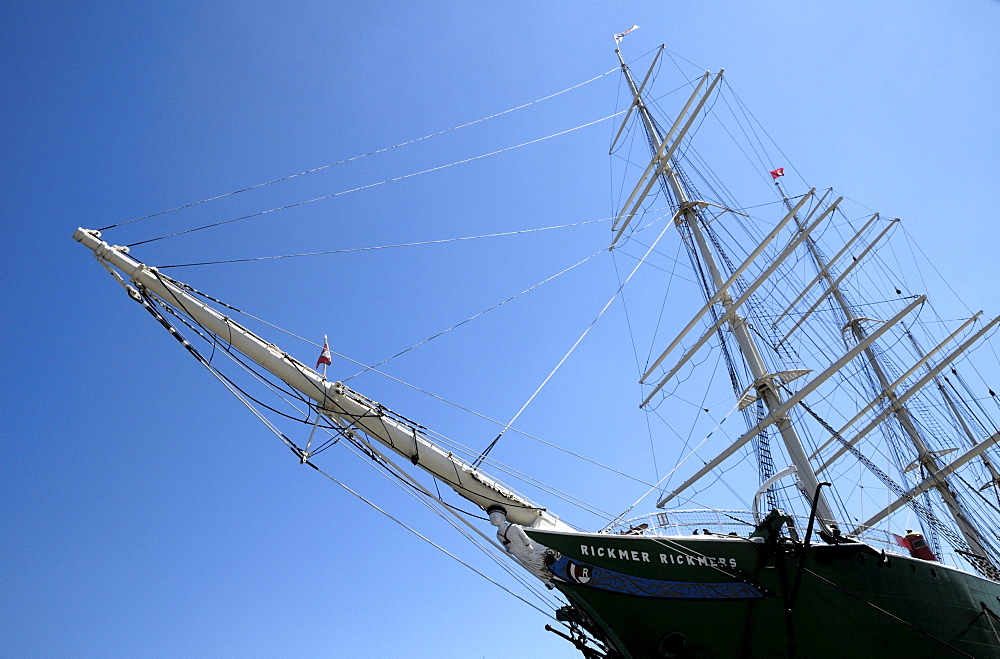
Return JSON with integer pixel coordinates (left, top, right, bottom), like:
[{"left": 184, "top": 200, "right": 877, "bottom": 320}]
[
  {"left": 74, "top": 227, "right": 568, "bottom": 532},
  {"left": 612, "top": 49, "right": 838, "bottom": 527}
]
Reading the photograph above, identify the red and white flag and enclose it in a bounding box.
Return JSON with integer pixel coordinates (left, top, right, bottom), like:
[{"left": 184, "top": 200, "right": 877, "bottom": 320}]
[
  {"left": 769, "top": 167, "right": 785, "bottom": 180},
  {"left": 316, "top": 336, "right": 332, "bottom": 368}
]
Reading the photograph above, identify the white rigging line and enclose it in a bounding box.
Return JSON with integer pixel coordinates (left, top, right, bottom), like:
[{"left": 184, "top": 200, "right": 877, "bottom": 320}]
[
  {"left": 151, "top": 268, "right": 643, "bottom": 518},
  {"left": 167, "top": 247, "right": 656, "bottom": 489},
  {"left": 158, "top": 218, "right": 610, "bottom": 268},
  {"left": 141, "top": 288, "right": 563, "bottom": 616},
  {"left": 603, "top": 397, "right": 745, "bottom": 531},
  {"left": 336, "top": 435, "right": 562, "bottom": 611},
  {"left": 343, "top": 246, "right": 608, "bottom": 380},
  {"left": 99, "top": 65, "right": 622, "bottom": 232},
  {"left": 306, "top": 459, "right": 559, "bottom": 619},
  {"left": 128, "top": 110, "right": 628, "bottom": 246},
  {"left": 322, "top": 333, "right": 656, "bottom": 485},
  {"left": 419, "top": 427, "right": 619, "bottom": 521},
  {"left": 476, "top": 210, "right": 679, "bottom": 463}
]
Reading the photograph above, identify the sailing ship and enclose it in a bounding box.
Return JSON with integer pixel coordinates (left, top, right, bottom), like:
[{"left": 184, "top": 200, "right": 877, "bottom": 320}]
[{"left": 75, "top": 40, "right": 1000, "bottom": 658}]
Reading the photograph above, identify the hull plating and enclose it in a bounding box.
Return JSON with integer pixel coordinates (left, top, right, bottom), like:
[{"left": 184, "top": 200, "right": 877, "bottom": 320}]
[{"left": 530, "top": 529, "right": 1000, "bottom": 658}]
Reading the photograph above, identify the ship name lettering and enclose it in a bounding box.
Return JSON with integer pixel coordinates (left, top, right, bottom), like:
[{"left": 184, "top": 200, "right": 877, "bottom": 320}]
[
  {"left": 578, "top": 545, "right": 650, "bottom": 562},
  {"left": 581, "top": 545, "right": 733, "bottom": 567},
  {"left": 658, "top": 552, "right": 738, "bottom": 569}
]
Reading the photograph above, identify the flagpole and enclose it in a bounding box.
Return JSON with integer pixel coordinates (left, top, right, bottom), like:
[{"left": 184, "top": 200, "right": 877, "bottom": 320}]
[{"left": 303, "top": 335, "right": 331, "bottom": 462}]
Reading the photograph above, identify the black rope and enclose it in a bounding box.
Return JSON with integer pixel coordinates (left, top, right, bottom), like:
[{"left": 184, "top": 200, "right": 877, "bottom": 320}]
[
  {"left": 797, "top": 399, "right": 1000, "bottom": 578},
  {"left": 137, "top": 288, "right": 319, "bottom": 433},
  {"left": 472, "top": 433, "right": 503, "bottom": 468},
  {"left": 136, "top": 279, "right": 501, "bottom": 527},
  {"left": 146, "top": 293, "right": 317, "bottom": 419}
]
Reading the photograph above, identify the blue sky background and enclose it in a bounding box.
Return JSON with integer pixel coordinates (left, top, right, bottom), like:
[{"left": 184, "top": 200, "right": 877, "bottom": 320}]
[{"left": 3, "top": 2, "right": 999, "bottom": 657}]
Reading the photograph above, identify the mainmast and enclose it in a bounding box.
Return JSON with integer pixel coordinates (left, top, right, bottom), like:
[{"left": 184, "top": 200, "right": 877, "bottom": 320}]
[
  {"left": 775, "top": 187, "right": 999, "bottom": 569},
  {"left": 614, "top": 48, "right": 837, "bottom": 527}
]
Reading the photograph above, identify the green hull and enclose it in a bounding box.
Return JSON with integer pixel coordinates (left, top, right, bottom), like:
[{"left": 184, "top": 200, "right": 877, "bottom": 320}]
[{"left": 529, "top": 529, "right": 1000, "bottom": 658}]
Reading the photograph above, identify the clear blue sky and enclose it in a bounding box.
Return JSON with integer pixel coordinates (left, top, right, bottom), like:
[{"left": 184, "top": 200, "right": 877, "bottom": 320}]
[{"left": 3, "top": 2, "right": 998, "bottom": 657}]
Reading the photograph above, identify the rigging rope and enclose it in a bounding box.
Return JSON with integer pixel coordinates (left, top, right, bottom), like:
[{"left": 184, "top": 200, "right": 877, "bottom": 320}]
[
  {"left": 122, "top": 271, "right": 565, "bottom": 615},
  {"left": 159, "top": 218, "right": 609, "bottom": 269},
  {"left": 336, "top": 434, "right": 563, "bottom": 610},
  {"left": 144, "top": 263, "right": 652, "bottom": 525},
  {"left": 97, "top": 65, "right": 621, "bottom": 233},
  {"left": 305, "top": 461, "right": 559, "bottom": 619},
  {"left": 796, "top": 398, "right": 1000, "bottom": 577},
  {"left": 344, "top": 246, "right": 606, "bottom": 381},
  {"left": 159, "top": 248, "right": 650, "bottom": 487},
  {"left": 127, "top": 111, "right": 626, "bottom": 247},
  {"left": 473, "top": 210, "right": 678, "bottom": 467},
  {"left": 602, "top": 397, "right": 744, "bottom": 531}
]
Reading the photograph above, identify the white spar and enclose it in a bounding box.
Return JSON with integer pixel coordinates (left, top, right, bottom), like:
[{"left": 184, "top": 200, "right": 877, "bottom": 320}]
[{"left": 74, "top": 228, "right": 568, "bottom": 531}]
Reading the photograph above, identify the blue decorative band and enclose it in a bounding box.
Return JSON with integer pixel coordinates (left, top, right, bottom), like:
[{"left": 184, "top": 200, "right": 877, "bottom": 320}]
[{"left": 549, "top": 555, "right": 762, "bottom": 599}]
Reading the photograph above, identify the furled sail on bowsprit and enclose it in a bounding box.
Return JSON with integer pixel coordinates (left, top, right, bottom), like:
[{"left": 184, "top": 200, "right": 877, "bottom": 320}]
[{"left": 74, "top": 226, "right": 569, "bottom": 532}]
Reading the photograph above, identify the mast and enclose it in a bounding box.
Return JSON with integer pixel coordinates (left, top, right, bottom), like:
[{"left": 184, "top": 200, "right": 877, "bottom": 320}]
[
  {"left": 775, "top": 185, "right": 999, "bottom": 569},
  {"left": 614, "top": 49, "right": 838, "bottom": 527},
  {"left": 908, "top": 331, "right": 1000, "bottom": 494}
]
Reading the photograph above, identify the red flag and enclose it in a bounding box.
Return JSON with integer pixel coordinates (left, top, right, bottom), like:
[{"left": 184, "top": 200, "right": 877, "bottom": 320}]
[
  {"left": 892, "top": 533, "right": 912, "bottom": 550},
  {"left": 316, "top": 336, "right": 332, "bottom": 368},
  {"left": 769, "top": 167, "right": 785, "bottom": 180}
]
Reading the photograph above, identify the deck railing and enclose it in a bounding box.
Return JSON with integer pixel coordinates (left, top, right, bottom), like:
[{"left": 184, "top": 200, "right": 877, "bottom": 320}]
[{"left": 605, "top": 509, "right": 909, "bottom": 557}]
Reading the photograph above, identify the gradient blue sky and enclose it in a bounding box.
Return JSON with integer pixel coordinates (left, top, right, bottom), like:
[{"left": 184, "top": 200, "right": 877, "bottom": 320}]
[{"left": 3, "top": 2, "right": 999, "bottom": 657}]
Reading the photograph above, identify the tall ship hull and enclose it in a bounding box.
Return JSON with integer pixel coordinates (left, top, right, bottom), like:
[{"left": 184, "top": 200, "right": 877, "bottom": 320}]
[{"left": 533, "top": 527, "right": 1000, "bottom": 657}]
